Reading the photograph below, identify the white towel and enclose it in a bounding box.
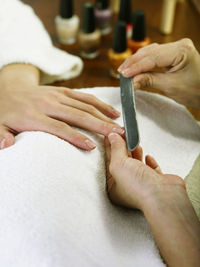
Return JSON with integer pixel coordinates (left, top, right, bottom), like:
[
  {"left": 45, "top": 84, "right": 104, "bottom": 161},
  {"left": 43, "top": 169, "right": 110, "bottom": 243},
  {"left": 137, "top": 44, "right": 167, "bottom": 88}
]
[
  {"left": 0, "top": 87, "right": 199, "bottom": 267},
  {"left": 0, "top": 0, "right": 83, "bottom": 84}
]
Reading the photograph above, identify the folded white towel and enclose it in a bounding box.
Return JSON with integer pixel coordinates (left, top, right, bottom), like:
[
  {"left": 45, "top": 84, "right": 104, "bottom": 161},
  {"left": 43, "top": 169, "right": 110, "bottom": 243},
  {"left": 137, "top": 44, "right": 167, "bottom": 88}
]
[
  {"left": 0, "top": 87, "right": 199, "bottom": 267},
  {"left": 0, "top": 0, "right": 83, "bottom": 84}
]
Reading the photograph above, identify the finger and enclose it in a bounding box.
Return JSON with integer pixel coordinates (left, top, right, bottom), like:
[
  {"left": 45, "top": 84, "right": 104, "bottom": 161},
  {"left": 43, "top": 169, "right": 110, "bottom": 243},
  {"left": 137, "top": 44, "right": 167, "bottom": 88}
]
[
  {"left": 60, "top": 88, "right": 121, "bottom": 119},
  {"left": 59, "top": 95, "right": 118, "bottom": 124},
  {"left": 131, "top": 146, "right": 143, "bottom": 161},
  {"left": 0, "top": 126, "right": 15, "bottom": 150},
  {"left": 145, "top": 155, "right": 162, "bottom": 174},
  {"left": 118, "top": 43, "right": 161, "bottom": 73},
  {"left": 133, "top": 72, "right": 174, "bottom": 92},
  {"left": 108, "top": 133, "right": 128, "bottom": 171},
  {"left": 105, "top": 136, "right": 111, "bottom": 164},
  {"left": 104, "top": 136, "right": 115, "bottom": 192},
  {"left": 121, "top": 57, "right": 156, "bottom": 77},
  {"left": 48, "top": 104, "right": 124, "bottom": 136},
  {"left": 118, "top": 48, "right": 148, "bottom": 72},
  {"left": 37, "top": 116, "right": 96, "bottom": 151},
  {"left": 119, "top": 41, "right": 184, "bottom": 77}
]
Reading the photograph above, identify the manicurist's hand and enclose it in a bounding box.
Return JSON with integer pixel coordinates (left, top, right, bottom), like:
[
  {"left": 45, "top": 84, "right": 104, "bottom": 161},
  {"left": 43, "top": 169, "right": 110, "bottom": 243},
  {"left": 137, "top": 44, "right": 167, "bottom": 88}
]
[
  {"left": 118, "top": 38, "right": 200, "bottom": 109},
  {"left": 105, "top": 132, "right": 184, "bottom": 210},
  {"left": 105, "top": 133, "right": 200, "bottom": 267},
  {"left": 0, "top": 64, "right": 123, "bottom": 150}
]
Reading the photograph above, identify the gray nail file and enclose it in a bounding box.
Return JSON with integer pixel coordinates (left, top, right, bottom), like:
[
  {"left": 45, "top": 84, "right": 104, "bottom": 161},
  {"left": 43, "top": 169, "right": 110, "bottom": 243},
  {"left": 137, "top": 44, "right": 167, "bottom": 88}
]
[{"left": 120, "top": 74, "right": 139, "bottom": 151}]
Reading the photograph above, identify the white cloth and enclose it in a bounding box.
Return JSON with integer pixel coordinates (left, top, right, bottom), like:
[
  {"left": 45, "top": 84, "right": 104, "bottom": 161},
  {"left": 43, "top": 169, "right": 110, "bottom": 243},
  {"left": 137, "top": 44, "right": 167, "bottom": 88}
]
[
  {"left": 0, "top": 0, "right": 83, "bottom": 84},
  {"left": 0, "top": 87, "right": 199, "bottom": 267}
]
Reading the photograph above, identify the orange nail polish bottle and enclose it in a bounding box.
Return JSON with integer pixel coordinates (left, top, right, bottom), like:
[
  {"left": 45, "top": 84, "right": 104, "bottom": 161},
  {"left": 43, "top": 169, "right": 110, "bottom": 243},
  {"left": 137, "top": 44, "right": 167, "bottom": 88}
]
[
  {"left": 128, "top": 10, "right": 150, "bottom": 54},
  {"left": 108, "top": 21, "right": 132, "bottom": 78}
]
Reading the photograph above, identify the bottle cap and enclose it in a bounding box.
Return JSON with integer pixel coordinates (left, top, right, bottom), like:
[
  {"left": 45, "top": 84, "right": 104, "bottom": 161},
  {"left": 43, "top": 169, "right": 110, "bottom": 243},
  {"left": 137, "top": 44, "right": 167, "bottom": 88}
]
[
  {"left": 132, "top": 10, "right": 146, "bottom": 41},
  {"left": 82, "top": 2, "right": 96, "bottom": 33},
  {"left": 119, "top": 0, "right": 132, "bottom": 24},
  {"left": 96, "top": 0, "right": 109, "bottom": 10},
  {"left": 112, "top": 21, "right": 127, "bottom": 53},
  {"left": 60, "top": 0, "right": 74, "bottom": 19}
]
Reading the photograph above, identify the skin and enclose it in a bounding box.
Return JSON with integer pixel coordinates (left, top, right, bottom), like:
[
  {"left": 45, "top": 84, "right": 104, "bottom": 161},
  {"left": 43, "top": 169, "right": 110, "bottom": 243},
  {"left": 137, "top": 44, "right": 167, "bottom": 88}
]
[
  {"left": 105, "top": 133, "right": 200, "bottom": 267},
  {"left": 0, "top": 63, "right": 124, "bottom": 150},
  {"left": 118, "top": 38, "right": 200, "bottom": 109}
]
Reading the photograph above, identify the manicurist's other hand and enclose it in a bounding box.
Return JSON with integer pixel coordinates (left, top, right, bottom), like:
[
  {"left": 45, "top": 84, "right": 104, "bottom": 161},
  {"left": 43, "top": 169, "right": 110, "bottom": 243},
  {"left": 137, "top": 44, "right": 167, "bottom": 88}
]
[
  {"left": 118, "top": 38, "right": 200, "bottom": 109},
  {"left": 0, "top": 64, "right": 123, "bottom": 150}
]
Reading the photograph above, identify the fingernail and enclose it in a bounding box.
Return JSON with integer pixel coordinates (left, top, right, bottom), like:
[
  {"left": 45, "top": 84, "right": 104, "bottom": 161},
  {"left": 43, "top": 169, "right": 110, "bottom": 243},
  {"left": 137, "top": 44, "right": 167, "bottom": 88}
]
[
  {"left": 85, "top": 139, "right": 96, "bottom": 149},
  {"left": 121, "top": 69, "right": 130, "bottom": 76},
  {"left": 112, "top": 127, "right": 124, "bottom": 135},
  {"left": 0, "top": 138, "right": 6, "bottom": 150},
  {"left": 117, "top": 66, "right": 123, "bottom": 72},
  {"left": 108, "top": 133, "right": 118, "bottom": 143},
  {"left": 112, "top": 109, "right": 120, "bottom": 117}
]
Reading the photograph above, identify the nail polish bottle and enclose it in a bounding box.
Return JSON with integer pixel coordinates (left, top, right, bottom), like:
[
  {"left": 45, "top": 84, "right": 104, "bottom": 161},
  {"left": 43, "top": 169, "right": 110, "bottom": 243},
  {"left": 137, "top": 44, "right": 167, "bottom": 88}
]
[
  {"left": 55, "top": 0, "right": 80, "bottom": 44},
  {"left": 95, "top": 0, "right": 113, "bottom": 35},
  {"left": 118, "top": 0, "right": 132, "bottom": 38},
  {"left": 108, "top": 21, "right": 132, "bottom": 78},
  {"left": 110, "top": 0, "right": 120, "bottom": 13},
  {"left": 128, "top": 10, "right": 150, "bottom": 54},
  {"left": 160, "top": 0, "right": 177, "bottom": 34},
  {"left": 78, "top": 3, "right": 101, "bottom": 59}
]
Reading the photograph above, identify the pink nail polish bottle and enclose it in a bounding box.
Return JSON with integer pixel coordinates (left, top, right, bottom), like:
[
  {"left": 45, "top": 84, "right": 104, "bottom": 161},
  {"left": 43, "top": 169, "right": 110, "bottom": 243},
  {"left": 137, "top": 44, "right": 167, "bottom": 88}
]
[{"left": 95, "top": 0, "right": 113, "bottom": 35}]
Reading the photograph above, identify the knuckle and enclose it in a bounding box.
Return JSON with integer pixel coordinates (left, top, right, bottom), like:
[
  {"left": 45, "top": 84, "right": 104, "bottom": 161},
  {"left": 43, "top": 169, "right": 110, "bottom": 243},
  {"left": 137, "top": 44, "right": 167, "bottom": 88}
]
[
  {"left": 52, "top": 121, "right": 66, "bottom": 132},
  {"left": 143, "top": 73, "right": 154, "bottom": 88},
  {"left": 180, "top": 38, "right": 194, "bottom": 52},
  {"left": 101, "top": 122, "right": 110, "bottom": 134},
  {"left": 136, "top": 73, "right": 153, "bottom": 89},
  {"left": 138, "top": 43, "right": 159, "bottom": 54},
  {"left": 48, "top": 90, "right": 60, "bottom": 100},
  {"left": 57, "top": 87, "right": 70, "bottom": 95},
  {"left": 87, "top": 94, "right": 97, "bottom": 102},
  {"left": 86, "top": 104, "right": 96, "bottom": 114}
]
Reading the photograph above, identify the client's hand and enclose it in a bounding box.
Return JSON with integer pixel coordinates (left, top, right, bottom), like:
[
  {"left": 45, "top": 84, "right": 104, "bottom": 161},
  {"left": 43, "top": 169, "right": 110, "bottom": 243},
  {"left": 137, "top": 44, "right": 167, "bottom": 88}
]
[
  {"left": 0, "top": 64, "right": 123, "bottom": 150},
  {"left": 118, "top": 38, "right": 200, "bottom": 109},
  {"left": 105, "top": 133, "right": 185, "bottom": 210}
]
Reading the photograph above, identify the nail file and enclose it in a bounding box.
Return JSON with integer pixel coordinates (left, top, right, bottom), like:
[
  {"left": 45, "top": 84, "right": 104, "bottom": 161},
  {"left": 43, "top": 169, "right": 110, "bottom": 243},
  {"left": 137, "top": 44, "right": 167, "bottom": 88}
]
[{"left": 120, "top": 74, "right": 139, "bottom": 151}]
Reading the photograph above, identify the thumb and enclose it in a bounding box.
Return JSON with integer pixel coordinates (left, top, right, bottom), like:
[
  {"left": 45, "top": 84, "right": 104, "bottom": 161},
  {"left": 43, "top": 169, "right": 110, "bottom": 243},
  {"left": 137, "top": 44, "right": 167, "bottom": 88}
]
[
  {"left": 108, "top": 133, "right": 128, "bottom": 170},
  {"left": 133, "top": 72, "right": 173, "bottom": 92}
]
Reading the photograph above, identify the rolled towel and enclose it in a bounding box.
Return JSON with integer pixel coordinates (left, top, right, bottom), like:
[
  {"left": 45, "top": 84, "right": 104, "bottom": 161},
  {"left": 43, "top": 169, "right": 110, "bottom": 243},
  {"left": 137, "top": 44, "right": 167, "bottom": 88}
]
[{"left": 0, "top": 0, "right": 83, "bottom": 84}]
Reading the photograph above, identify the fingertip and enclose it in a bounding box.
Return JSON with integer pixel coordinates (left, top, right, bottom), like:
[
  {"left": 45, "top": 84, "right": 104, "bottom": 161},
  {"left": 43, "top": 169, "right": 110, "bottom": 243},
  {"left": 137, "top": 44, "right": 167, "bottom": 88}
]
[
  {"left": 110, "top": 109, "right": 121, "bottom": 119},
  {"left": 84, "top": 139, "right": 96, "bottom": 150},
  {"left": 108, "top": 132, "right": 119, "bottom": 144},
  {"left": 0, "top": 132, "right": 15, "bottom": 150},
  {"left": 145, "top": 155, "right": 162, "bottom": 174},
  {"left": 132, "top": 145, "right": 143, "bottom": 161}
]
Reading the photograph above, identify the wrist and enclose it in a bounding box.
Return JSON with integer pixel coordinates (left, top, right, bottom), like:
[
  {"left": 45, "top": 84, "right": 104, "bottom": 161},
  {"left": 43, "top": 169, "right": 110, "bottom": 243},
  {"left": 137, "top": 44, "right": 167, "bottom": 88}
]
[
  {"left": 0, "top": 63, "right": 40, "bottom": 89},
  {"left": 141, "top": 183, "right": 188, "bottom": 215}
]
